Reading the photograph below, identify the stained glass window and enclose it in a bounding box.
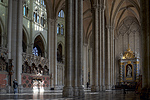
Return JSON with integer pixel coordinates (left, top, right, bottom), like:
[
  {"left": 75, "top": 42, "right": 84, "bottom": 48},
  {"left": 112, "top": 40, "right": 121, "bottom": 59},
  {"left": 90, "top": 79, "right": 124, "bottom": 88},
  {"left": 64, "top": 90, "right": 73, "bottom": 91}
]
[
  {"left": 58, "top": 10, "right": 64, "bottom": 18},
  {"left": 43, "top": 0, "right": 44, "bottom": 5},
  {"left": 58, "top": 12, "right": 61, "bottom": 17},
  {"left": 57, "top": 24, "right": 60, "bottom": 34},
  {"left": 61, "top": 10, "right": 64, "bottom": 18},
  {"left": 24, "top": 6, "right": 26, "bottom": 16},
  {"left": 41, "top": 0, "right": 43, "bottom": 4},
  {"left": 32, "top": 47, "right": 38, "bottom": 56},
  {"left": 37, "top": 15, "right": 39, "bottom": 23}
]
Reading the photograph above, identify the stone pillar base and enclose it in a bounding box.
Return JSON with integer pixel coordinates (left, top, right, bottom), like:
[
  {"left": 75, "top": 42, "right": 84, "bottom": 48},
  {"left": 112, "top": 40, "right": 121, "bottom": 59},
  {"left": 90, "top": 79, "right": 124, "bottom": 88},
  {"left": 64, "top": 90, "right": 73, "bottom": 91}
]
[
  {"left": 99, "top": 86, "right": 103, "bottom": 91},
  {"left": 102, "top": 86, "right": 106, "bottom": 91},
  {"left": 18, "top": 85, "right": 23, "bottom": 93},
  {"left": 73, "top": 86, "right": 84, "bottom": 97},
  {"left": 63, "top": 86, "right": 73, "bottom": 97},
  {"left": 73, "top": 87, "right": 79, "bottom": 96},
  {"left": 91, "top": 85, "right": 99, "bottom": 92},
  {"left": 78, "top": 86, "right": 85, "bottom": 97},
  {"left": 106, "top": 85, "right": 111, "bottom": 90}
]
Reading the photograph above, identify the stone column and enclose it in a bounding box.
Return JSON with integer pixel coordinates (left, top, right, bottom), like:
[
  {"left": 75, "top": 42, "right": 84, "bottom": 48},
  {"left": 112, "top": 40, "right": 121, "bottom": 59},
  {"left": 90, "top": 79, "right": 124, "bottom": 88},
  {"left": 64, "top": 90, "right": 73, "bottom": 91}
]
[
  {"left": 73, "top": 0, "right": 78, "bottom": 95},
  {"left": 47, "top": 18, "right": 52, "bottom": 89},
  {"left": 140, "top": 0, "right": 150, "bottom": 96},
  {"left": 106, "top": 26, "right": 111, "bottom": 89},
  {"left": 63, "top": 0, "right": 73, "bottom": 97},
  {"left": 107, "top": 26, "right": 115, "bottom": 88},
  {"left": 28, "top": 0, "right": 34, "bottom": 54},
  {"left": 98, "top": 5, "right": 102, "bottom": 91},
  {"left": 57, "top": 65, "right": 59, "bottom": 86},
  {"left": 47, "top": 18, "right": 57, "bottom": 89},
  {"left": 89, "top": 49, "right": 93, "bottom": 86},
  {"left": 83, "top": 44, "right": 88, "bottom": 89},
  {"left": 63, "top": 0, "right": 84, "bottom": 97},
  {"left": 16, "top": 0, "right": 23, "bottom": 84},
  {"left": 11, "top": 0, "right": 18, "bottom": 80},
  {"left": 54, "top": 19, "right": 57, "bottom": 89},
  {"left": 7, "top": 0, "right": 12, "bottom": 59},
  {"left": 110, "top": 27, "right": 115, "bottom": 86},
  {"left": 91, "top": 4, "right": 99, "bottom": 92},
  {"left": 63, "top": 64, "right": 64, "bottom": 86},
  {"left": 77, "top": 0, "right": 84, "bottom": 97},
  {"left": 101, "top": 4, "right": 106, "bottom": 91}
]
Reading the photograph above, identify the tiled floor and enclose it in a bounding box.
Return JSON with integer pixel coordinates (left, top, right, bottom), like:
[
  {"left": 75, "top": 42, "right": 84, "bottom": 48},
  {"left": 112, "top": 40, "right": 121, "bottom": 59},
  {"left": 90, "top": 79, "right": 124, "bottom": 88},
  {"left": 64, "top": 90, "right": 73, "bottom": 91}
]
[{"left": 0, "top": 90, "right": 143, "bottom": 100}]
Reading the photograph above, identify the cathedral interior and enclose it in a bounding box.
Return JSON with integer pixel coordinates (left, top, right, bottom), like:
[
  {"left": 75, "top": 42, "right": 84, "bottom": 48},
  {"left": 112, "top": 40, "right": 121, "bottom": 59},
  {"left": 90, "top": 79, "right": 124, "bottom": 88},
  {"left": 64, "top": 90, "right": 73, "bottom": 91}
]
[{"left": 0, "top": 0, "right": 149, "bottom": 99}]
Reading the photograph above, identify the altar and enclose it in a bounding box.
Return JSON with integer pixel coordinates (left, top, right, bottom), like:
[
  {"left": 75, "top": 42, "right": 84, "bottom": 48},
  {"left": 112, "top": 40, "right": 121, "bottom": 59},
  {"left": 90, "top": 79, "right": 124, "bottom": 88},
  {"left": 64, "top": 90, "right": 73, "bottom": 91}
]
[{"left": 119, "top": 46, "right": 140, "bottom": 84}]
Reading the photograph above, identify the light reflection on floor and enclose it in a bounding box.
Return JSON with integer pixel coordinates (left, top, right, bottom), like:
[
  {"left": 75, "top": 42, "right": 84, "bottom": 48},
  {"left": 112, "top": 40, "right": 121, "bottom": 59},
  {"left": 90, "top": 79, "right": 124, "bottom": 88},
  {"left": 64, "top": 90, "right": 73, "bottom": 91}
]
[{"left": 0, "top": 90, "right": 142, "bottom": 100}]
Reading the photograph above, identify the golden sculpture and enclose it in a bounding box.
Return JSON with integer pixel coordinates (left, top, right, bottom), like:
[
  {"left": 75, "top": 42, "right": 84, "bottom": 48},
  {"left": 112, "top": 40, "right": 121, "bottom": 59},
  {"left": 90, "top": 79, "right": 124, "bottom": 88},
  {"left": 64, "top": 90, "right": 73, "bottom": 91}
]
[{"left": 122, "top": 44, "right": 135, "bottom": 59}]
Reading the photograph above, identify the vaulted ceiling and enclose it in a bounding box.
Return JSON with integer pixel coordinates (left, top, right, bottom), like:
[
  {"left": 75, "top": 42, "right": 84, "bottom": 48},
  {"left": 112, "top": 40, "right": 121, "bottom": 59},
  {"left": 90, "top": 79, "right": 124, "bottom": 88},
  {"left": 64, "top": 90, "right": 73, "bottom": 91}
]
[{"left": 44, "top": 0, "right": 140, "bottom": 44}]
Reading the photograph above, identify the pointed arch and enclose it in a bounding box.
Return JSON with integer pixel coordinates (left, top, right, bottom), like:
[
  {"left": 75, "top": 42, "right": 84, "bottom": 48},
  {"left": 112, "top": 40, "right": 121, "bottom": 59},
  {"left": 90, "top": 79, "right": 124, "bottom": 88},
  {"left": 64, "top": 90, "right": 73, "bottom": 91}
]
[
  {"left": 33, "top": 33, "right": 46, "bottom": 47},
  {"left": 57, "top": 41, "right": 64, "bottom": 48},
  {"left": 57, "top": 41, "right": 64, "bottom": 53},
  {"left": 0, "top": 17, "right": 4, "bottom": 33},
  {"left": 0, "top": 17, "right": 4, "bottom": 35},
  {"left": 33, "top": 33, "right": 47, "bottom": 57},
  {"left": 0, "top": 17, "right": 4, "bottom": 47},
  {"left": 0, "top": 24, "right": 1, "bottom": 47},
  {"left": 22, "top": 25, "right": 29, "bottom": 45},
  {"left": 57, "top": 43, "right": 63, "bottom": 62},
  {"left": 55, "top": 0, "right": 65, "bottom": 18}
]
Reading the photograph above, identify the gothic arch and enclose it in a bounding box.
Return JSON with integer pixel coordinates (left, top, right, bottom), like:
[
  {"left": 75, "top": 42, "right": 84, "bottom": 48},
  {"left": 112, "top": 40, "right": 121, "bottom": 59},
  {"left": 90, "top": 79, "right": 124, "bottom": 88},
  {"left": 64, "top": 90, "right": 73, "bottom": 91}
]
[
  {"left": 55, "top": 0, "right": 65, "bottom": 18},
  {"left": 57, "top": 41, "right": 64, "bottom": 56},
  {"left": 33, "top": 33, "right": 46, "bottom": 49},
  {"left": 23, "top": 26, "right": 29, "bottom": 42},
  {"left": 33, "top": 34, "right": 46, "bottom": 57},
  {"left": 22, "top": 26, "right": 29, "bottom": 52},
  {"left": 22, "top": 30, "right": 27, "bottom": 53},
  {"left": 57, "top": 43, "right": 63, "bottom": 62},
  {"left": 44, "top": 0, "right": 52, "bottom": 18},
  {"left": 0, "top": 17, "right": 4, "bottom": 47},
  {"left": 0, "top": 17, "right": 4, "bottom": 33},
  {"left": 0, "top": 25, "right": 1, "bottom": 47},
  {"left": 57, "top": 41, "right": 64, "bottom": 47}
]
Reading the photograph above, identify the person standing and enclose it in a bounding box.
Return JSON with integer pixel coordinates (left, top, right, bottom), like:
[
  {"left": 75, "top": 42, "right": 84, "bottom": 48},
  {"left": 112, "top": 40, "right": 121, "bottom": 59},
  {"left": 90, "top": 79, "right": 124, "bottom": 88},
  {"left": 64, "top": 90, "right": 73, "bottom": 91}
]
[
  {"left": 86, "top": 82, "right": 89, "bottom": 89},
  {"left": 13, "top": 79, "right": 18, "bottom": 94}
]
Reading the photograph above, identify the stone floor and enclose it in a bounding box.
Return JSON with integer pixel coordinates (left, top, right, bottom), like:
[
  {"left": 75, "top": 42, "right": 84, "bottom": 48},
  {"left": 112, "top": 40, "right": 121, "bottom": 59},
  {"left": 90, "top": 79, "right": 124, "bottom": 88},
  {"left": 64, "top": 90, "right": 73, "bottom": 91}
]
[{"left": 0, "top": 89, "right": 144, "bottom": 100}]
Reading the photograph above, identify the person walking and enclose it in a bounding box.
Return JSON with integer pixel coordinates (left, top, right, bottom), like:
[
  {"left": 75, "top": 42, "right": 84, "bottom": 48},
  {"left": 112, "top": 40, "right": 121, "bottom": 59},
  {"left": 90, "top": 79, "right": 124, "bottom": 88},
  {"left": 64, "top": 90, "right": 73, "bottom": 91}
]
[{"left": 13, "top": 79, "right": 18, "bottom": 94}]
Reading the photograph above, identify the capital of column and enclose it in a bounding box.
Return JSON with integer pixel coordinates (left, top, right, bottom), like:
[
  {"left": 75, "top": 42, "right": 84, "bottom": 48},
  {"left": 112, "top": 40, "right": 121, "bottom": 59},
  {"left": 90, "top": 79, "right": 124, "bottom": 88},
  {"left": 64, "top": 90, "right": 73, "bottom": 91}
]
[{"left": 47, "top": 18, "right": 57, "bottom": 24}]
